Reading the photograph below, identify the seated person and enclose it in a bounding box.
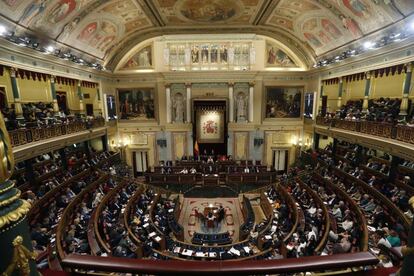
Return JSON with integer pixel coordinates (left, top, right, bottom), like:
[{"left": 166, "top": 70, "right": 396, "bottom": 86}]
[
  {"left": 189, "top": 167, "right": 197, "bottom": 174},
  {"left": 180, "top": 168, "right": 188, "bottom": 174}
]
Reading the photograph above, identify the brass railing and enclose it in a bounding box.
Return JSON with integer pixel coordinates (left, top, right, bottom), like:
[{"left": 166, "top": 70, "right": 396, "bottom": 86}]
[
  {"left": 9, "top": 117, "right": 105, "bottom": 147},
  {"left": 315, "top": 116, "right": 406, "bottom": 142}
]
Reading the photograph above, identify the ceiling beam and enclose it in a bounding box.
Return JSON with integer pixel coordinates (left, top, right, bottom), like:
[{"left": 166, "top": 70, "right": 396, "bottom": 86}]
[
  {"left": 136, "top": 0, "right": 166, "bottom": 27},
  {"left": 253, "top": 0, "right": 281, "bottom": 26}
]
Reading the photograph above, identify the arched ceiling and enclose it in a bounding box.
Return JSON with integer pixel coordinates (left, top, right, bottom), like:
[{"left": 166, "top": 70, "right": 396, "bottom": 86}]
[{"left": 0, "top": 0, "right": 412, "bottom": 70}]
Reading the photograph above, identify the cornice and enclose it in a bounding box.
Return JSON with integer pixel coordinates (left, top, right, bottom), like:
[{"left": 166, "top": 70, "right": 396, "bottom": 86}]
[
  {"left": 310, "top": 37, "right": 414, "bottom": 80},
  {"left": 105, "top": 26, "right": 315, "bottom": 71},
  {"left": 0, "top": 40, "right": 113, "bottom": 82}
]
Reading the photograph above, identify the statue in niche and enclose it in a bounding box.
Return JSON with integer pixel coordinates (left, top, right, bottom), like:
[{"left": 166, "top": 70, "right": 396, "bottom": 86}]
[
  {"left": 236, "top": 92, "right": 247, "bottom": 122},
  {"left": 173, "top": 93, "right": 185, "bottom": 123}
]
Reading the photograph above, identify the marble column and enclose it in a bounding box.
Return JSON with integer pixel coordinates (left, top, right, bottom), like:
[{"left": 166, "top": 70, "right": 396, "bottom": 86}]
[
  {"left": 228, "top": 82, "right": 234, "bottom": 122},
  {"left": 186, "top": 83, "right": 191, "bottom": 123},
  {"left": 77, "top": 81, "right": 84, "bottom": 114},
  {"left": 9, "top": 68, "right": 23, "bottom": 116},
  {"left": 50, "top": 76, "right": 59, "bottom": 112},
  {"left": 166, "top": 84, "right": 171, "bottom": 123},
  {"left": 400, "top": 63, "right": 413, "bottom": 118},
  {"left": 362, "top": 72, "right": 371, "bottom": 112},
  {"left": 337, "top": 77, "right": 343, "bottom": 108},
  {"left": 248, "top": 82, "right": 254, "bottom": 122},
  {"left": 319, "top": 83, "right": 324, "bottom": 116}
]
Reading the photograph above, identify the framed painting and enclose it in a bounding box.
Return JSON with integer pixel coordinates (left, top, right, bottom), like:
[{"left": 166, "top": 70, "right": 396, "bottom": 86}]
[
  {"left": 265, "top": 87, "right": 303, "bottom": 118},
  {"left": 196, "top": 109, "right": 225, "bottom": 143},
  {"left": 118, "top": 88, "right": 155, "bottom": 120}
]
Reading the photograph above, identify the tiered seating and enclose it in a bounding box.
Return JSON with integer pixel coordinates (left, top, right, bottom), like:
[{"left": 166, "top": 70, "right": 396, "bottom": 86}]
[{"left": 191, "top": 232, "right": 231, "bottom": 245}]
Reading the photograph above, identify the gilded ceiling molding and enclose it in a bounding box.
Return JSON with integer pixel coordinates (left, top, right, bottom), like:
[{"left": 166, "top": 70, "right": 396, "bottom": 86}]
[{"left": 105, "top": 26, "right": 315, "bottom": 71}]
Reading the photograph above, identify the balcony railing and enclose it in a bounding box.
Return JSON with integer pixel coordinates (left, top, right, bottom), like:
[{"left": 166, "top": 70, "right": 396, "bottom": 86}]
[
  {"left": 315, "top": 116, "right": 414, "bottom": 143},
  {"left": 9, "top": 117, "right": 105, "bottom": 147}
]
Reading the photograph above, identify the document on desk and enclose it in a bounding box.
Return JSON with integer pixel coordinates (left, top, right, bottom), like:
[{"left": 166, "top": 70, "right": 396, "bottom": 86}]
[
  {"left": 264, "top": 235, "right": 272, "bottom": 240},
  {"left": 229, "top": 248, "right": 240, "bottom": 256},
  {"left": 182, "top": 249, "right": 193, "bottom": 256},
  {"left": 209, "top": 252, "right": 217, "bottom": 258},
  {"left": 195, "top": 252, "right": 206, "bottom": 257},
  {"left": 154, "top": 236, "right": 162, "bottom": 242},
  {"left": 173, "top": 247, "right": 181, "bottom": 253},
  {"left": 143, "top": 223, "right": 149, "bottom": 228},
  {"left": 243, "top": 246, "right": 251, "bottom": 253},
  {"left": 148, "top": 232, "right": 156, "bottom": 238}
]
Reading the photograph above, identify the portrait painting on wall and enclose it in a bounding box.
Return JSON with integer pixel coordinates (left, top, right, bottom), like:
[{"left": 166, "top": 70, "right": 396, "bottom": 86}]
[
  {"left": 304, "top": 92, "right": 314, "bottom": 119},
  {"left": 266, "top": 42, "right": 297, "bottom": 67},
  {"left": 118, "top": 88, "right": 155, "bottom": 120},
  {"left": 196, "top": 109, "right": 225, "bottom": 143},
  {"left": 265, "top": 87, "right": 303, "bottom": 118},
  {"left": 121, "top": 45, "right": 153, "bottom": 70}
]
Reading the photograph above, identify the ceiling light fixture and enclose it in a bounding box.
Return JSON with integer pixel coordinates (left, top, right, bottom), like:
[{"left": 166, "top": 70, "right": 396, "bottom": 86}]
[
  {"left": 0, "top": 25, "right": 6, "bottom": 36},
  {"left": 45, "top": 45, "right": 54, "bottom": 53},
  {"left": 363, "top": 41, "right": 374, "bottom": 49}
]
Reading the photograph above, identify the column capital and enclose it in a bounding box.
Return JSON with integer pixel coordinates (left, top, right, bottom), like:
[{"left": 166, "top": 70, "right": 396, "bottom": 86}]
[
  {"left": 185, "top": 82, "right": 191, "bottom": 88},
  {"left": 406, "top": 62, "right": 413, "bottom": 73},
  {"left": 365, "top": 71, "right": 371, "bottom": 80},
  {"left": 249, "top": 81, "right": 255, "bottom": 87},
  {"left": 50, "top": 75, "right": 55, "bottom": 83},
  {"left": 339, "top": 77, "right": 343, "bottom": 83},
  {"left": 9, "top": 67, "right": 17, "bottom": 78},
  {"left": 228, "top": 82, "right": 234, "bottom": 87},
  {"left": 165, "top": 83, "right": 171, "bottom": 88}
]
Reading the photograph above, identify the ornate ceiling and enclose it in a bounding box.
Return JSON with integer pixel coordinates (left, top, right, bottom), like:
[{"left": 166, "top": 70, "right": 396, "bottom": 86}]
[{"left": 0, "top": 0, "right": 413, "bottom": 70}]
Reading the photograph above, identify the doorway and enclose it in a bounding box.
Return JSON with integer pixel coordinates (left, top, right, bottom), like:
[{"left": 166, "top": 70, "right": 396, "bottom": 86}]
[
  {"left": 133, "top": 151, "right": 149, "bottom": 177},
  {"left": 56, "top": 91, "right": 68, "bottom": 113},
  {"left": 0, "top": 87, "right": 7, "bottom": 110},
  {"left": 272, "top": 149, "right": 288, "bottom": 173},
  {"left": 86, "top": 104, "right": 94, "bottom": 116}
]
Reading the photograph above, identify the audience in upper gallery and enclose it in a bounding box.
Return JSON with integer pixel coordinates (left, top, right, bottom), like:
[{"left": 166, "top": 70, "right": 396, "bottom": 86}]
[
  {"left": 1, "top": 101, "right": 104, "bottom": 131},
  {"left": 321, "top": 98, "right": 401, "bottom": 124}
]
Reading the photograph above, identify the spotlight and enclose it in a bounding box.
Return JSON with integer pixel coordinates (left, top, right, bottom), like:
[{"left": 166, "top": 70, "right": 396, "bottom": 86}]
[
  {"left": 45, "top": 45, "right": 54, "bottom": 53},
  {"left": 0, "top": 25, "right": 6, "bottom": 36},
  {"left": 363, "top": 41, "right": 374, "bottom": 49}
]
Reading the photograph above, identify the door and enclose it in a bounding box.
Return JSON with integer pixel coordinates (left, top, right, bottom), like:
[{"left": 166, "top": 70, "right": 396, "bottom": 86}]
[
  {"left": 272, "top": 149, "right": 288, "bottom": 173},
  {"left": 0, "top": 87, "right": 7, "bottom": 109},
  {"left": 56, "top": 91, "right": 68, "bottom": 113},
  {"left": 133, "top": 151, "right": 149, "bottom": 176},
  {"left": 86, "top": 104, "right": 94, "bottom": 116}
]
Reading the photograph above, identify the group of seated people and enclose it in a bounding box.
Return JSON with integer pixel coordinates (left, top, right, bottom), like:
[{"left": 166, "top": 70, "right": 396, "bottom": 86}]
[
  {"left": 366, "top": 159, "right": 390, "bottom": 175},
  {"left": 317, "top": 166, "right": 406, "bottom": 257},
  {"left": 1, "top": 101, "right": 103, "bottom": 132},
  {"left": 284, "top": 181, "right": 323, "bottom": 257},
  {"left": 99, "top": 180, "right": 138, "bottom": 258},
  {"left": 321, "top": 98, "right": 401, "bottom": 124},
  {"left": 319, "top": 149, "right": 412, "bottom": 219},
  {"left": 30, "top": 171, "right": 102, "bottom": 254}
]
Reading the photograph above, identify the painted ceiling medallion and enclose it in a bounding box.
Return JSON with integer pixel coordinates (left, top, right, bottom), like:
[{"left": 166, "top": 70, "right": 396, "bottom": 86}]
[{"left": 175, "top": 0, "right": 243, "bottom": 23}]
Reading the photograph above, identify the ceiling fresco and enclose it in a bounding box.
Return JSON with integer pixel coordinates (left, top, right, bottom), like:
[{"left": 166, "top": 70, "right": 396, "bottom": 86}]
[{"left": 0, "top": 0, "right": 412, "bottom": 68}]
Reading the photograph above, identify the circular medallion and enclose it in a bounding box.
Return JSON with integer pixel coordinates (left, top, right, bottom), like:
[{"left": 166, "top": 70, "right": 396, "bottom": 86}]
[{"left": 175, "top": 0, "right": 242, "bottom": 23}]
